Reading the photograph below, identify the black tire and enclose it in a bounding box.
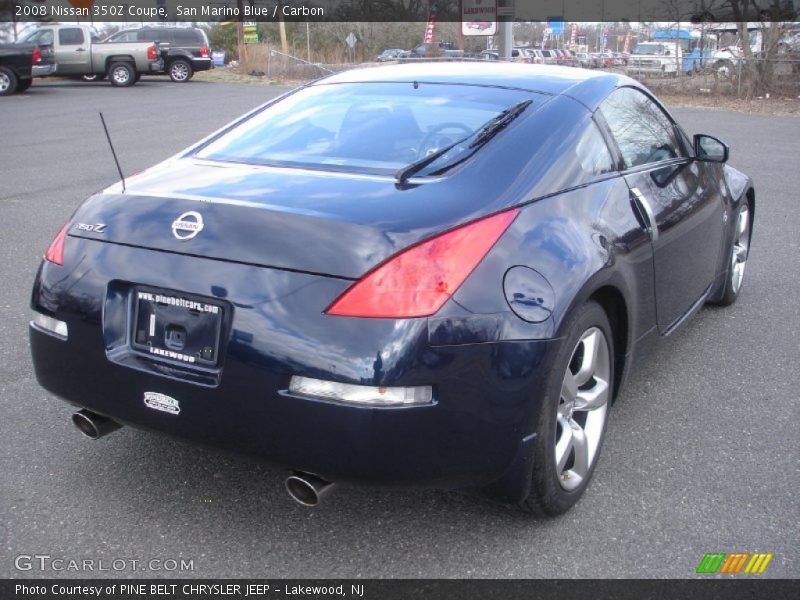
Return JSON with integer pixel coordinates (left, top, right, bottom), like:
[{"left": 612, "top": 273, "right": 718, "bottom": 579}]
[
  {"left": 16, "top": 77, "right": 32, "bottom": 93},
  {"left": 168, "top": 59, "right": 193, "bottom": 82},
  {"left": 0, "top": 66, "right": 19, "bottom": 96},
  {"left": 711, "top": 200, "right": 752, "bottom": 307},
  {"left": 82, "top": 73, "right": 106, "bottom": 82},
  {"left": 520, "top": 300, "right": 614, "bottom": 516},
  {"left": 108, "top": 62, "right": 136, "bottom": 87}
]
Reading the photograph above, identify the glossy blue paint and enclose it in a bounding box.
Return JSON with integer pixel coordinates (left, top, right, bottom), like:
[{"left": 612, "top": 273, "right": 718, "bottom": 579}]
[{"left": 30, "top": 64, "right": 753, "bottom": 501}]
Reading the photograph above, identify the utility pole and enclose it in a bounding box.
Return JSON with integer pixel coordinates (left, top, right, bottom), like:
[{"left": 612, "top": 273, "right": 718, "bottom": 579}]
[{"left": 236, "top": 0, "right": 244, "bottom": 61}]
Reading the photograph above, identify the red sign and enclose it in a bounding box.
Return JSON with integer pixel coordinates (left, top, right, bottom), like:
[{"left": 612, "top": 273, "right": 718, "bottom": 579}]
[
  {"left": 424, "top": 8, "right": 437, "bottom": 44},
  {"left": 68, "top": 0, "right": 95, "bottom": 9}
]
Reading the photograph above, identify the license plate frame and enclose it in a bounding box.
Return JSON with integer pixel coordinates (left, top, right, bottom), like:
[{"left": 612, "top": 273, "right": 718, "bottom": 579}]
[{"left": 130, "top": 287, "right": 224, "bottom": 368}]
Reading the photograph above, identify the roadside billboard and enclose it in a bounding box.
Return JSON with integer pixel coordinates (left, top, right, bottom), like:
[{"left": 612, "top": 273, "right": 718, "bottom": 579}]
[{"left": 461, "top": 0, "right": 498, "bottom": 37}]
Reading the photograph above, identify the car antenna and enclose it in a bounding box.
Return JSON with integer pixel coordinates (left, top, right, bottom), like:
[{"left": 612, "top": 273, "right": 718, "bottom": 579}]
[{"left": 99, "top": 112, "right": 126, "bottom": 193}]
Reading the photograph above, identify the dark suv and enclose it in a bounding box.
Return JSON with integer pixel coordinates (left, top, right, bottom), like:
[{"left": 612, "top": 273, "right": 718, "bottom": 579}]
[{"left": 104, "top": 26, "right": 211, "bottom": 82}]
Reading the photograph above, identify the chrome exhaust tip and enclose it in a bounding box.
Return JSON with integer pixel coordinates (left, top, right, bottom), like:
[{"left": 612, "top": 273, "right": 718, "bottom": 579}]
[
  {"left": 285, "top": 471, "right": 334, "bottom": 507},
  {"left": 72, "top": 409, "right": 121, "bottom": 440}
]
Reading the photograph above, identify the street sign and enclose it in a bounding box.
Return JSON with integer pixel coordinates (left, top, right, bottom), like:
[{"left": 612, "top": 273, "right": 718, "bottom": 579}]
[
  {"left": 243, "top": 22, "right": 258, "bottom": 44},
  {"left": 462, "top": 0, "right": 498, "bottom": 37},
  {"left": 345, "top": 32, "right": 357, "bottom": 49}
]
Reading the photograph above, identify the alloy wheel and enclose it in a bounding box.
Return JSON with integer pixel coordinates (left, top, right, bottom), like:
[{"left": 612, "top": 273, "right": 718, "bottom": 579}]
[
  {"left": 555, "top": 327, "right": 610, "bottom": 491},
  {"left": 0, "top": 72, "right": 10, "bottom": 93},
  {"left": 731, "top": 204, "right": 751, "bottom": 295},
  {"left": 171, "top": 62, "right": 189, "bottom": 81}
]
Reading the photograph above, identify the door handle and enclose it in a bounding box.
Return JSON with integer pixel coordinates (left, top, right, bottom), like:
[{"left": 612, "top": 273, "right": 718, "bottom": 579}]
[
  {"left": 630, "top": 187, "right": 659, "bottom": 243},
  {"left": 76, "top": 48, "right": 86, "bottom": 52}
]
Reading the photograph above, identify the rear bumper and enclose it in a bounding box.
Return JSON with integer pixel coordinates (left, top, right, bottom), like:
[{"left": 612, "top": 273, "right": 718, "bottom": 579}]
[
  {"left": 30, "top": 242, "right": 557, "bottom": 498},
  {"left": 191, "top": 57, "right": 212, "bottom": 72},
  {"left": 148, "top": 60, "right": 164, "bottom": 72},
  {"left": 32, "top": 64, "right": 57, "bottom": 77}
]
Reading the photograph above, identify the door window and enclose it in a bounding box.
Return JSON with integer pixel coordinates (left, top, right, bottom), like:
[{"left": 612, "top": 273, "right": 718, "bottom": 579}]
[
  {"left": 108, "top": 31, "right": 139, "bottom": 43},
  {"left": 58, "top": 28, "right": 85, "bottom": 46},
  {"left": 599, "top": 87, "right": 684, "bottom": 169}
]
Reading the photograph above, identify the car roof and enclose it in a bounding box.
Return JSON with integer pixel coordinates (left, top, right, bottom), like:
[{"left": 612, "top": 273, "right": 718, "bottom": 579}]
[{"left": 318, "top": 62, "right": 636, "bottom": 108}]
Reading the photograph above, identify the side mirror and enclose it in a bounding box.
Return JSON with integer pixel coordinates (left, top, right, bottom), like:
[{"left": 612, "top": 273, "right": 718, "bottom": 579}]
[{"left": 694, "top": 134, "right": 729, "bottom": 163}]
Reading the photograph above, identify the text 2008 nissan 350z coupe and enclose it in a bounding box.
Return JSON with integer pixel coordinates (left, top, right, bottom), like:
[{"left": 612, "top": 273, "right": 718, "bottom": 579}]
[{"left": 30, "top": 64, "right": 754, "bottom": 514}]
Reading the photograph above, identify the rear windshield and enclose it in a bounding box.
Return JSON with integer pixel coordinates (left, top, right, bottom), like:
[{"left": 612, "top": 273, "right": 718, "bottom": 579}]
[{"left": 195, "top": 82, "right": 539, "bottom": 175}]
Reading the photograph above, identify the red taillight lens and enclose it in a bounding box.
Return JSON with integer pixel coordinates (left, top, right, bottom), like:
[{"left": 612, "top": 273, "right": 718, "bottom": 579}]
[
  {"left": 44, "top": 223, "right": 69, "bottom": 266},
  {"left": 326, "top": 209, "right": 520, "bottom": 318},
  {"left": 147, "top": 44, "right": 157, "bottom": 61},
  {"left": 32, "top": 47, "right": 41, "bottom": 63},
  {"left": 200, "top": 46, "right": 209, "bottom": 58}
]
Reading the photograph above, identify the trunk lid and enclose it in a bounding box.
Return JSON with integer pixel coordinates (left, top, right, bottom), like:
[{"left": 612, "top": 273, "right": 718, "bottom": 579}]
[{"left": 69, "top": 158, "right": 489, "bottom": 279}]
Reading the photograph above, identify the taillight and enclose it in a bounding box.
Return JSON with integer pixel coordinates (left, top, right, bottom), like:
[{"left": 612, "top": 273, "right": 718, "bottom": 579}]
[
  {"left": 44, "top": 223, "right": 69, "bottom": 266},
  {"left": 32, "top": 47, "right": 41, "bottom": 63},
  {"left": 325, "top": 209, "right": 520, "bottom": 318},
  {"left": 147, "top": 44, "right": 157, "bottom": 61},
  {"left": 200, "top": 46, "right": 209, "bottom": 58}
]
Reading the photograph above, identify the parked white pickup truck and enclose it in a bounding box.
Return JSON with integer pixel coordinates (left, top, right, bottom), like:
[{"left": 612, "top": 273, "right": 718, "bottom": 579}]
[
  {"left": 20, "top": 24, "right": 165, "bottom": 86},
  {"left": 626, "top": 42, "right": 683, "bottom": 76}
]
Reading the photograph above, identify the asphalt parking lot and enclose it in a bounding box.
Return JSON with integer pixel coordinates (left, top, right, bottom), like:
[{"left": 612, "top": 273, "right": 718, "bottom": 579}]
[{"left": 1, "top": 77, "right": 798, "bottom": 579}]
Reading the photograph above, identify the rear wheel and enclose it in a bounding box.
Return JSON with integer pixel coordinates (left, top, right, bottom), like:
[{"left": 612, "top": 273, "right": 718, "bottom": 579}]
[
  {"left": 0, "top": 66, "right": 18, "bottom": 96},
  {"left": 108, "top": 62, "right": 135, "bottom": 87},
  {"left": 169, "top": 59, "right": 193, "bottom": 82},
  {"left": 520, "top": 301, "right": 613, "bottom": 516}
]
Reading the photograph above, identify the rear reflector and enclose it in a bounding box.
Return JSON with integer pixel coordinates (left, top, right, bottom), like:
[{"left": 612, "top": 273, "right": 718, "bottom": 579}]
[
  {"left": 289, "top": 376, "right": 432, "bottom": 407},
  {"left": 325, "top": 208, "right": 520, "bottom": 318},
  {"left": 31, "top": 312, "right": 68, "bottom": 340},
  {"left": 44, "top": 222, "right": 69, "bottom": 266}
]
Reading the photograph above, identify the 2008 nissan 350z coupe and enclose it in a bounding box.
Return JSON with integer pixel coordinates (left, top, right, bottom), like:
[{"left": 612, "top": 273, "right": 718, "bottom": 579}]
[{"left": 30, "top": 64, "right": 754, "bottom": 515}]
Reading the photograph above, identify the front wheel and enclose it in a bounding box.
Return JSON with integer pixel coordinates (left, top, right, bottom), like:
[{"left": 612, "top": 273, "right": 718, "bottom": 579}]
[
  {"left": 0, "top": 66, "right": 19, "bottom": 96},
  {"left": 168, "top": 59, "right": 193, "bottom": 82},
  {"left": 520, "top": 301, "right": 613, "bottom": 516},
  {"left": 108, "top": 62, "right": 135, "bottom": 87},
  {"left": 711, "top": 201, "right": 752, "bottom": 306}
]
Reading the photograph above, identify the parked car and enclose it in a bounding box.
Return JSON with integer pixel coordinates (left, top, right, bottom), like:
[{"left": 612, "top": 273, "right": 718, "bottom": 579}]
[
  {"left": 0, "top": 43, "right": 53, "bottom": 95},
  {"left": 103, "top": 26, "right": 211, "bottom": 82},
  {"left": 411, "top": 41, "right": 458, "bottom": 58},
  {"left": 31, "top": 64, "right": 753, "bottom": 515},
  {"left": 575, "top": 52, "right": 596, "bottom": 68},
  {"left": 540, "top": 49, "right": 557, "bottom": 64},
  {"left": 479, "top": 50, "right": 500, "bottom": 61},
  {"left": 20, "top": 24, "right": 164, "bottom": 87},
  {"left": 626, "top": 42, "right": 683, "bottom": 76},
  {"left": 377, "top": 48, "right": 406, "bottom": 62},
  {"left": 558, "top": 49, "right": 580, "bottom": 67}
]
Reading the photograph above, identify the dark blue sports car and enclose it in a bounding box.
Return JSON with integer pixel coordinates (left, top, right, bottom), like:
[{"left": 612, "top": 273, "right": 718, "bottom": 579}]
[{"left": 30, "top": 64, "right": 754, "bottom": 514}]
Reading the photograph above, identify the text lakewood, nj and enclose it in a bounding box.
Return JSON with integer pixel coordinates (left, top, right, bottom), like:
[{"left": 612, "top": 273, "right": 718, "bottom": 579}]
[{"left": 177, "top": 4, "right": 324, "bottom": 18}]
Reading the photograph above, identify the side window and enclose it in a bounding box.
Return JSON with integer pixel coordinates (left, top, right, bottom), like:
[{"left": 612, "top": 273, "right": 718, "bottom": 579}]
[
  {"left": 174, "top": 29, "right": 197, "bottom": 44},
  {"left": 599, "top": 87, "right": 683, "bottom": 169},
  {"left": 109, "top": 31, "right": 138, "bottom": 43},
  {"left": 575, "top": 122, "right": 615, "bottom": 176},
  {"left": 58, "top": 28, "right": 84, "bottom": 46}
]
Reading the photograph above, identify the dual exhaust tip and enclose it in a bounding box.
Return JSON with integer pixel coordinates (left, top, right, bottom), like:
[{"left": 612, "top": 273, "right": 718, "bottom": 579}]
[
  {"left": 71, "top": 409, "right": 334, "bottom": 506},
  {"left": 72, "top": 409, "right": 121, "bottom": 440}
]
